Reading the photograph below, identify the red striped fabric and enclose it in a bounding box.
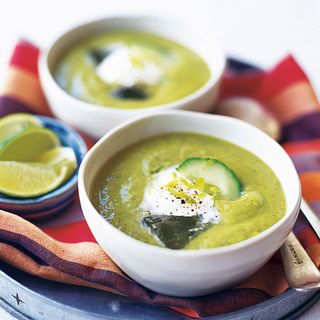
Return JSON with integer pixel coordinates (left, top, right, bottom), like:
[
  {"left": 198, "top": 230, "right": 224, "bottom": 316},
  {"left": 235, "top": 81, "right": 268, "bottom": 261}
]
[
  {"left": 0, "top": 40, "right": 320, "bottom": 318},
  {"left": 9, "top": 40, "right": 40, "bottom": 77},
  {"left": 220, "top": 56, "right": 309, "bottom": 102},
  {"left": 283, "top": 139, "right": 320, "bottom": 155},
  {"left": 41, "top": 221, "right": 96, "bottom": 243}
]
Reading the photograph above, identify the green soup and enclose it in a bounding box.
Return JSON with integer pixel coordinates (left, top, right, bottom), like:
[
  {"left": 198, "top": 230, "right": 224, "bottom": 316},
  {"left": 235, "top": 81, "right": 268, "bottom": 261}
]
[
  {"left": 54, "top": 31, "right": 211, "bottom": 109},
  {"left": 91, "top": 133, "right": 286, "bottom": 250}
]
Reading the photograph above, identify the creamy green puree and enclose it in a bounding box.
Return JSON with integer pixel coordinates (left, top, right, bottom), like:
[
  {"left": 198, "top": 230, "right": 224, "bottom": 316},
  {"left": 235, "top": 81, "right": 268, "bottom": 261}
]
[
  {"left": 91, "top": 133, "right": 285, "bottom": 249},
  {"left": 54, "top": 31, "right": 210, "bottom": 109}
]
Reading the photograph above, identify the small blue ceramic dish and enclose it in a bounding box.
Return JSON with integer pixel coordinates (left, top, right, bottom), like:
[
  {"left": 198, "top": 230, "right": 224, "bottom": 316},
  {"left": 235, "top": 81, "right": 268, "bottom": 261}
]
[{"left": 0, "top": 116, "right": 87, "bottom": 221}]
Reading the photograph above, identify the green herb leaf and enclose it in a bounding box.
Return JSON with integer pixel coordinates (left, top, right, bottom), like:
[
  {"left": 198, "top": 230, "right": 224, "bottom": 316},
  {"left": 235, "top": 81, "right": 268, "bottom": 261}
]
[{"left": 142, "top": 215, "right": 211, "bottom": 249}]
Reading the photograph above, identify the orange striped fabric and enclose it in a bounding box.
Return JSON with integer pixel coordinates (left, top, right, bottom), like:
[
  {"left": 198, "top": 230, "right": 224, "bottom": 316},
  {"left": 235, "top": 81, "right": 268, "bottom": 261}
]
[{"left": 0, "top": 41, "right": 319, "bottom": 318}]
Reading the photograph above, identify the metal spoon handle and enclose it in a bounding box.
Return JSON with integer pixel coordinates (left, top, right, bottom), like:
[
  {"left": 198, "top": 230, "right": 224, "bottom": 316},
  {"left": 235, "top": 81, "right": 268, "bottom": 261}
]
[
  {"left": 301, "top": 199, "right": 320, "bottom": 239},
  {"left": 280, "top": 232, "right": 320, "bottom": 291}
]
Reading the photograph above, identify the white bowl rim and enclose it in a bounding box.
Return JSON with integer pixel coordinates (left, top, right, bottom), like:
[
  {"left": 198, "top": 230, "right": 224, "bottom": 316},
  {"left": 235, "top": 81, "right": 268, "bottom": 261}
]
[
  {"left": 39, "top": 14, "right": 226, "bottom": 114},
  {"left": 78, "top": 110, "right": 302, "bottom": 257}
]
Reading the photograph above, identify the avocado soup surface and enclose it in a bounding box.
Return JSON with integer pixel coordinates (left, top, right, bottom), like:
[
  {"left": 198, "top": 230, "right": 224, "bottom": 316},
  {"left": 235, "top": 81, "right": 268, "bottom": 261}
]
[
  {"left": 54, "top": 31, "right": 211, "bottom": 109},
  {"left": 91, "top": 132, "right": 285, "bottom": 249}
]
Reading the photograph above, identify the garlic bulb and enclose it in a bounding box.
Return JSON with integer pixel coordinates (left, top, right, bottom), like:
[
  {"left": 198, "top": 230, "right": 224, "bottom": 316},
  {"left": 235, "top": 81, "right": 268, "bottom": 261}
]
[{"left": 215, "top": 97, "right": 280, "bottom": 141}]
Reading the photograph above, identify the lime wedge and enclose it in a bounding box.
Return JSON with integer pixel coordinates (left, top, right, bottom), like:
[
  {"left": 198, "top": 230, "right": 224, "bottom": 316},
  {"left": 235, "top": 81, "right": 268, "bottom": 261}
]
[
  {"left": 0, "top": 127, "right": 60, "bottom": 162},
  {"left": 37, "top": 146, "right": 78, "bottom": 180},
  {"left": 0, "top": 159, "right": 76, "bottom": 198},
  {"left": 0, "top": 113, "right": 42, "bottom": 145},
  {"left": 38, "top": 146, "right": 77, "bottom": 166}
]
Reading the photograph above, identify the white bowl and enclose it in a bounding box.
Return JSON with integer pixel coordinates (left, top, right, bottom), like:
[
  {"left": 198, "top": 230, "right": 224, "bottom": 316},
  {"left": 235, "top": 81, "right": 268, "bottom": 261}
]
[
  {"left": 39, "top": 15, "right": 225, "bottom": 139},
  {"left": 78, "top": 110, "right": 301, "bottom": 297}
]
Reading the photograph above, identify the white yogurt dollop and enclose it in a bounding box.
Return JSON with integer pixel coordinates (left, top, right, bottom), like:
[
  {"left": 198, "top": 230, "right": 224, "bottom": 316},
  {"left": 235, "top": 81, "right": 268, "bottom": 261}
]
[
  {"left": 96, "top": 45, "right": 163, "bottom": 87},
  {"left": 140, "top": 166, "right": 221, "bottom": 224}
]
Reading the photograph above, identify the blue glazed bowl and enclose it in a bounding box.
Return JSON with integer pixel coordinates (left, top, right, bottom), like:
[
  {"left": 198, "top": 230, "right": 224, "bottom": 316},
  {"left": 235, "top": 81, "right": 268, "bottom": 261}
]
[{"left": 0, "top": 116, "right": 87, "bottom": 221}]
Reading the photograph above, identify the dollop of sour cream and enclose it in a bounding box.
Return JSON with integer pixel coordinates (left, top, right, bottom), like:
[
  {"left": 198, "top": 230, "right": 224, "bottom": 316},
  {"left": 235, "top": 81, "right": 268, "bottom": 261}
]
[
  {"left": 140, "top": 166, "right": 221, "bottom": 224},
  {"left": 96, "top": 45, "right": 164, "bottom": 87}
]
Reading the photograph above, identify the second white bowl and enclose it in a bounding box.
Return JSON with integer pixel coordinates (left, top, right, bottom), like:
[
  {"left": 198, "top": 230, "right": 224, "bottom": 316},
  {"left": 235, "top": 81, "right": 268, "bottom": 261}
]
[{"left": 39, "top": 15, "right": 225, "bottom": 139}]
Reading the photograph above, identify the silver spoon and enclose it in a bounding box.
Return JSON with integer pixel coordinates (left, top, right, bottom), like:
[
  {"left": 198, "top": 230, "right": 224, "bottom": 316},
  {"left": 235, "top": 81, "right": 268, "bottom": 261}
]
[{"left": 280, "top": 202, "right": 320, "bottom": 291}]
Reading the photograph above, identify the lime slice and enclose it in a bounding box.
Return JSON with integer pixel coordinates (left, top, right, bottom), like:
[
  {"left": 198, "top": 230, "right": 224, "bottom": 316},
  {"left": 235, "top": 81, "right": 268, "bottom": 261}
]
[
  {"left": 0, "top": 159, "right": 76, "bottom": 198},
  {"left": 0, "top": 127, "right": 60, "bottom": 162},
  {"left": 38, "top": 146, "right": 78, "bottom": 179},
  {"left": 0, "top": 113, "right": 42, "bottom": 146}
]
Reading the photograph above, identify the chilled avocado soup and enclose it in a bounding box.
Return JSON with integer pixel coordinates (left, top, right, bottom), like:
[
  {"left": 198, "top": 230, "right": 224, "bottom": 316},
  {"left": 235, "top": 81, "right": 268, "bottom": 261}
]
[
  {"left": 54, "top": 31, "right": 210, "bottom": 109},
  {"left": 91, "top": 133, "right": 285, "bottom": 250}
]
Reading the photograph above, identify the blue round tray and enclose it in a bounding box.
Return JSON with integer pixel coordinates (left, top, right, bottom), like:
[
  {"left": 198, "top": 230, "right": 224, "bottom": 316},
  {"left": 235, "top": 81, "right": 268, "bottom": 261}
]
[
  {"left": 0, "top": 262, "right": 319, "bottom": 320},
  {"left": 1, "top": 58, "right": 319, "bottom": 320}
]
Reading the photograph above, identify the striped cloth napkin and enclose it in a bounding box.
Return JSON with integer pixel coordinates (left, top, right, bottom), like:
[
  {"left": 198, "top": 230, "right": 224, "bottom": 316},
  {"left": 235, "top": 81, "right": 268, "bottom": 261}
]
[{"left": 0, "top": 41, "right": 319, "bottom": 318}]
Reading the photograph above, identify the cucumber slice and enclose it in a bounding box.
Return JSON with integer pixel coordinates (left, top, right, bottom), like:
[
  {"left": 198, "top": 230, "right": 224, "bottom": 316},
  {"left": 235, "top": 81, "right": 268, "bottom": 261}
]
[{"left": 177, "top": 157, "right": 242, "bottom": 200}]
